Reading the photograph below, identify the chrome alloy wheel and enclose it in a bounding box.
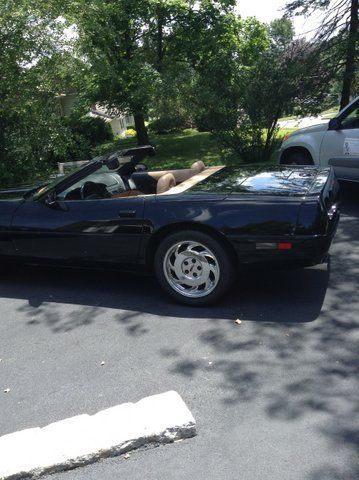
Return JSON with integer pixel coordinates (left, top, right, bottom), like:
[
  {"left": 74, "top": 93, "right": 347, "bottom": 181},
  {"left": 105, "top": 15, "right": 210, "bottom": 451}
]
[{"left": 163, "top": 241, "right": 220, "bottom": 298}]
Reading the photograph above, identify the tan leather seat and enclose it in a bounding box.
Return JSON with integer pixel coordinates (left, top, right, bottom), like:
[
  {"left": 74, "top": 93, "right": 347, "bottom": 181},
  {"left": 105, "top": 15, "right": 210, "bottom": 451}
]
[
  {"left": 149, "top": 161, "right": 206, "bottom": 185},
  {"left": 157, "top": 173, "right": 176, "bottom": 194},
  {"left": 191, "top": 160, "right": 205, "bottom": 173}
]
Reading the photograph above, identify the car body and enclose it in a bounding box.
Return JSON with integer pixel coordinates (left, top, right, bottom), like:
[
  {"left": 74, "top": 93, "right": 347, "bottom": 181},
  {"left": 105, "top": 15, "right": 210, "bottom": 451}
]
[
  {"left": 279, "top": 96, "right": 359, "bottom": 182},
  {"left": 0, "top": 146, "right": 340, "bottom": 305}
]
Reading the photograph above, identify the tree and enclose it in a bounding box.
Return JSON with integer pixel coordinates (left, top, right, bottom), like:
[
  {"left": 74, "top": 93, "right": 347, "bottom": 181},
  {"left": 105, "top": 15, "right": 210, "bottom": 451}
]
[
  {"left": 285, "top": 0, "right": 359, "bottom": 109},
  {"left": 0, "top": 1, "right": 71, "bottom": 184},
  {"left": 64, "top": 0, "right": 242, "bottom": 145},
  {"left": 238, "top": 36, "right": 331, "bottom": 160},
  {"left": 70, "top": 1, "right": 156, "bottom": 145},
  {"left": 206, "top": 17, "right": 332, "bottom": 162},
  {"left": 183, "top": 13, "right": 269, "bottom": 133}
]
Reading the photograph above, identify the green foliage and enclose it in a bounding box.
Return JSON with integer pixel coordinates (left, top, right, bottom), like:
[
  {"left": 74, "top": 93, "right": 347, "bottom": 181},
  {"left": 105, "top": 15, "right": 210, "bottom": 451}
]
[
  {"left": 47, "top": 115, "right": 114, "bottom": 166},
  {"left": 71, "top": 0, "right": 162, "bottom": 142},
  {"left": 148, "top": 116, "right": 188, "bottom": 134},
  {"left": 206, "top": 17, "right": 332, "bottom": 161},
  {"left": 285, "top": 0, "right": 358, "bottom": 109},
  {"left": 64, "top": 1, "right": 251, "bottom": 144},
  {"left": 92, "top": 129, "right": 223, "bottom": 170},
  {"left": 67, "top": 116, "right": 113, "bottom": 148},
  {"left": 188, "top": 15, "right": 270, "bottom": 134},
  {"left": 2, "top": 0, "right": 344, "bottom": 185},
  {"left": 0, "top": 1, "right": 113, "bottom": 186},
  {"left": 0, "top": 0, "right": 73, "bottom": 185},
  {"left": 269, "top": 18, "right": 295, "bottom": 49}
]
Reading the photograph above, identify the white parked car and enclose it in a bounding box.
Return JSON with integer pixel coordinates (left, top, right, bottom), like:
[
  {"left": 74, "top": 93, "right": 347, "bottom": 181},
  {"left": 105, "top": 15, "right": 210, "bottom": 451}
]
[{"left": 279, "top": 96, "right": 359, "bottom": 182}]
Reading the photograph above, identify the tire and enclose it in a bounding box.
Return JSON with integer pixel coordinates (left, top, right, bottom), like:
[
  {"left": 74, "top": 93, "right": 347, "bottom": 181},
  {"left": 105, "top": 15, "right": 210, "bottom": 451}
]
[
  {"left": 154, "top": 230, "right": 236, "bottom": 306},
  {"left": 282, "top": 150, "right": 313, "bottom": 165}
]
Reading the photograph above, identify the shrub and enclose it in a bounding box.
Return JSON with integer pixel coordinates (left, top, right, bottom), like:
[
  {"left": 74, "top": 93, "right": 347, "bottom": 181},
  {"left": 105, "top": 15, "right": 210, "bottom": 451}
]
[
  {"left": 148, "top": 116, "right": 187, "bottom": 134},
  {"left": 50, "top": 115, "right": 115, "bottom": 165},
  {"left": 67, "top": 116, "right": 114, "bottom": 147},
  {"left": 125, "top": 128, "right": 137, "bottom": 137}
]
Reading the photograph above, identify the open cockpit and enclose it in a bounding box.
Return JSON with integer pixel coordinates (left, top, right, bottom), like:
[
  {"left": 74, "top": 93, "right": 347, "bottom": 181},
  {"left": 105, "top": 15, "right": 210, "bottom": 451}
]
[{"left": 53, "top": 145, "right": 224, "bottom": 201}]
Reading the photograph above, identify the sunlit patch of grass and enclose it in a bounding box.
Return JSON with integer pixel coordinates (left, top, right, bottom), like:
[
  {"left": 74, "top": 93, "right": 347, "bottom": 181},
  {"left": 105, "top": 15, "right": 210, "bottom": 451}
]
[
  {"left": 92, "top": 129, "right": 224, "bottom": 169},
  {"left": 92, "top": 127, "right": 299, "bottom": 171}
]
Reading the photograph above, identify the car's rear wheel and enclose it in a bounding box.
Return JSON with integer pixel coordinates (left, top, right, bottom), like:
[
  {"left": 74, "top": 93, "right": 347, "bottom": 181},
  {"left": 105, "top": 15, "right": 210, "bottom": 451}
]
[
  {"left": 154, "top": 230, "right": 236, "bottom": 305},
  {"left": 282, "top": 150, "right": 313, "bottom": 165}
]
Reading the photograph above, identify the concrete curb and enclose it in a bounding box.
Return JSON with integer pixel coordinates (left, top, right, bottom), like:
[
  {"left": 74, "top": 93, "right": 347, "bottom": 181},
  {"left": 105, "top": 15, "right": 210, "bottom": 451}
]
[{"left": 0, "top": 391, "right": 196, "bottom": 479}]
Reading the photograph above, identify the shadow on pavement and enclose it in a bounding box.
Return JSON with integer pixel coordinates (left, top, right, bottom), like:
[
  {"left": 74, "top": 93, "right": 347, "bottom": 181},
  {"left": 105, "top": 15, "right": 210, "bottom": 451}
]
[
  {"left": 0, "top": 183, "right": 358, "bottom": 478},
  {"left": 8, "top": 182, "right": 359, "bottom": 331},
  {"left": 159, "top": 183, "right": 359, "bottom": 479},
  {"left": 1, "top": 259, "right": 330, "bottom": 325}
]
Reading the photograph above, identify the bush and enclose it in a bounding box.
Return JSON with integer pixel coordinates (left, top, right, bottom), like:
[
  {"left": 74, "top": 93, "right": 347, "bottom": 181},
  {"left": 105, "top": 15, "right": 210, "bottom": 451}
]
[
  {"left": 50, "top": 115, "right": 115, "bottom": 165},
  {"left": 215, "top": 116, "right": 277, "bottom": 163},
  {"left": 125, "top": 128, "right": 137, "bottom": 137},
  {"left": 148, "top": 116, "right": 187, "bottom": 134},
  {"left": 67, "top": 116, "right": 114, "bottom": 147}
]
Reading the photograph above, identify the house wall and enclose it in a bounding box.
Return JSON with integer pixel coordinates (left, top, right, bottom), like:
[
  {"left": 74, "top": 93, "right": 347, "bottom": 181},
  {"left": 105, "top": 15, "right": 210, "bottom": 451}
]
[
  {"left": 109, "top": 115, "right": 135, "bottom": 136},
  {"left": 57, "top": 94, "right": 134, "bottom": 137}
]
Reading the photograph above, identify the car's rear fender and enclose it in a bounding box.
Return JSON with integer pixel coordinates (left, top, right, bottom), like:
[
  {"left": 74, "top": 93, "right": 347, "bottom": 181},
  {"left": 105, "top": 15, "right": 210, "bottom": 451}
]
[
  {"left": 295, "top": 168, "right": 340, "bottom": 236},
  {"left": 141, "top": 195, "right": 301, "bottom": 267},
  {"left": 143, "top": 221, "right": 238, "bottom": 268}
]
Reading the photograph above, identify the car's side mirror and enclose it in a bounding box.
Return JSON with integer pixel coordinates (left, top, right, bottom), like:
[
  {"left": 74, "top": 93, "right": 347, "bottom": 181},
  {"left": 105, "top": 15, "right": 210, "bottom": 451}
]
[
  {"left": 45, "top": 190, "right": 58, "bottom": 208},
  {"left": 328, "top": 118, "right": 341, "bottom": 130}
]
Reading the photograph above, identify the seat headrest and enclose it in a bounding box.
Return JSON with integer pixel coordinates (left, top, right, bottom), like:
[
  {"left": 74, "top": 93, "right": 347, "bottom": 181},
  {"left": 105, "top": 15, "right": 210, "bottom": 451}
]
[
  {"left": 191, "top": 160, "right": 205, "bottom": 173},
  {"left": 157, "top": 173, "right": 176, "bottom": 194}
]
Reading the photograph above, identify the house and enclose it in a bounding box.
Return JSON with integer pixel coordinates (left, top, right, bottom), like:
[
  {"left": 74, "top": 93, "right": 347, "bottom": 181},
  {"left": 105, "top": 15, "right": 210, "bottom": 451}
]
[
  {"left": 89, "top": 105, "right": 134, "bottom": 137},
  {"left": 56, "top": 94, "right": 134, "bottom": 137}
]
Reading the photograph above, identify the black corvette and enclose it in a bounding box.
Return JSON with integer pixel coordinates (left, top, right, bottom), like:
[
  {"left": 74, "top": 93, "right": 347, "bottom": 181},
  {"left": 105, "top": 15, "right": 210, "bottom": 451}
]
[{"left": 0, "top": 146, "right": 339, "bottom": 305}]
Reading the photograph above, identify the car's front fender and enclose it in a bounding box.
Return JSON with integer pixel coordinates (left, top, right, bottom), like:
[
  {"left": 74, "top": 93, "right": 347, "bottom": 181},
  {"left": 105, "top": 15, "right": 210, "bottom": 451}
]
[{"left": 280, "top": 133, "right": 325, "bottom": 165}]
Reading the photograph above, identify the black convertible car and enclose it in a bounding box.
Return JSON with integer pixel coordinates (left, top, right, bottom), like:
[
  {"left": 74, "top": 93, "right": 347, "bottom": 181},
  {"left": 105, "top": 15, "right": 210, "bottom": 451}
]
[{"left": 0, "top": 146, "right": 339, "bottom": 305}]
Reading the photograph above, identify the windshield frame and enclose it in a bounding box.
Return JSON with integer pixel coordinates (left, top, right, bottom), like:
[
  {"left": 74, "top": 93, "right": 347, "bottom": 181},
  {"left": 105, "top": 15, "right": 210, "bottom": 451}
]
[
  {"left": 30, "top": 159, "right": 101, "bottom": 201},
  {"left": 29, "top": 145, "right": 155, "bottom": 201}
]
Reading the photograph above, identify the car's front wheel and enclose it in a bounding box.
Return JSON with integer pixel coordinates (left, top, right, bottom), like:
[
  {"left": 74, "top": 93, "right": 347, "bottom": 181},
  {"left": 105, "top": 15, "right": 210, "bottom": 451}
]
[
  {"left": 282, "top": 149, "right": 313, "bottom": 165},
  {"left": 154, "top": 230, "right": 236, "bottom": 306}
]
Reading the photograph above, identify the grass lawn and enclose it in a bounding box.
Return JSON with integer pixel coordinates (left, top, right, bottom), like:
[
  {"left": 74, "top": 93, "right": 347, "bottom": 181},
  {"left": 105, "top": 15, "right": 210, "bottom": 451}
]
[
  {"left": 277, "top": 127, "right": 297, "bottom": 138},
  {"left": 321, "top": 106, "right": 340, "bottom": 119},
  {"left": 93, "top": 129, "right": 223, "bottom": 170},
  {"left": 279, "top": 106, "right": 340, "bottom": 122},
  {"left": 93, "top": 128, "right": 293, "bottom": 170}
]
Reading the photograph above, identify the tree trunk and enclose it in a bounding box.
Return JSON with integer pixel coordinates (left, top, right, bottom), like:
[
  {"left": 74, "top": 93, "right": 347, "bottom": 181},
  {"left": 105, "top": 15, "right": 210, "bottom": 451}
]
[
  {"left": 134, "top": 113, "right": 150, "bottom": 145},
  {"left": 340, "top": 0, "right": 358, "bottom": 110}
]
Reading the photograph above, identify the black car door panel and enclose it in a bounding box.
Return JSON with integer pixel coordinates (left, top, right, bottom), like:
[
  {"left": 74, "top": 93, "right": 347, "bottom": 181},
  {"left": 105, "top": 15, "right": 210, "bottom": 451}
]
[{"left": 11, "top": 197, "right": 145, "bottom": 264}]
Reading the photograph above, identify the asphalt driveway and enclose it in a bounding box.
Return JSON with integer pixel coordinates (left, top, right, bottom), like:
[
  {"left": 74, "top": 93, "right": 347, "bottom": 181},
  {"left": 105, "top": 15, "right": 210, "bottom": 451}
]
[{"left": 0, "top": 185, "right": 358, "bottom": 480}]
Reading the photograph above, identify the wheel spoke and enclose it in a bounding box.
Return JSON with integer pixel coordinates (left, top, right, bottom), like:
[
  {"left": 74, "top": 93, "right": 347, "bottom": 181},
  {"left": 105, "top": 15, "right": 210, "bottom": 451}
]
[{"left": 163, "top": 240, "right": 220, "bottom": 298}]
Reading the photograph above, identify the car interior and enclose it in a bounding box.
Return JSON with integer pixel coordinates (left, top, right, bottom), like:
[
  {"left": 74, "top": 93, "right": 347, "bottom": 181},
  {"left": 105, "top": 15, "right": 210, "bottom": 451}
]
[{"left": 58, "top": 159, "right": 223, "bottom": 201}]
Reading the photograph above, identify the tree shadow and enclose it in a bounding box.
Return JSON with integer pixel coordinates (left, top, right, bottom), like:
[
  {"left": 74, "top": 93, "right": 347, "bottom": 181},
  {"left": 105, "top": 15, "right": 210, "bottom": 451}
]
[
  {"left": 1, "top": 250, "right": 330, "bottom": 334},
  {"left": 158, "top": 184, "right": 359, "bottom": 475},
  {"left": 1, "top": 183, "right": 357, "bottom": 476}
]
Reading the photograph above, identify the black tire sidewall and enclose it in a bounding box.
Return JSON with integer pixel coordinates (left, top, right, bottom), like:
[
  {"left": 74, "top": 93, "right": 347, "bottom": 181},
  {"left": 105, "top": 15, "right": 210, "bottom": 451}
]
[
  {"left": 154, "top": 230, "right": 236, "bottom": 306},
  {"left": 285, "top": 151, "right": 312, "bottom": 165}
]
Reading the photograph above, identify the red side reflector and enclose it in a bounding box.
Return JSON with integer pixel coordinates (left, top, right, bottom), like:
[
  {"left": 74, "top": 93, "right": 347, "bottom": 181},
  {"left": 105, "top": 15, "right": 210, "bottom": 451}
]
[{"left": 278, "top": 242, "right": 292, "bottom": 250}]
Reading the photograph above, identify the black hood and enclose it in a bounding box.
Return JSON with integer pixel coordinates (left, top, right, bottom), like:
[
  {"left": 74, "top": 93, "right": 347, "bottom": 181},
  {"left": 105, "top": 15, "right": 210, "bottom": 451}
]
[{"left": 188, "top": 165, "right": 331, "bottom": 197}]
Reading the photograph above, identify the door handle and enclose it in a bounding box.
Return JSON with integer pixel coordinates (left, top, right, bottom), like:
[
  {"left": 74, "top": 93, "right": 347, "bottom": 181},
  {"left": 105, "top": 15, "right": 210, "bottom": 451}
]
[{"left": 118, "top": 210, "right": 136, "bottom": 218}]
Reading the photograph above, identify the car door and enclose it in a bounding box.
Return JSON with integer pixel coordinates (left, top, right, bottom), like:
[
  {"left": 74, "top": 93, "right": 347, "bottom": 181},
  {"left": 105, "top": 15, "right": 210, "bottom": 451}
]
[
  {"left": 320, "top": 99, "right": 359, "bottom": 181},
  {"left": 11, "top": 195, "right": 145, "bottom": 266}
]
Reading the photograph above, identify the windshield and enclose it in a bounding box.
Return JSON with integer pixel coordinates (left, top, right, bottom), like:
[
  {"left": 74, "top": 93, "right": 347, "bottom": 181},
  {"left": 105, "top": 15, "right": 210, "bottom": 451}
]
[
  {"left": 30, "top": 163, "right": 92, "bottom": 200},
  {"left": 58, "top": 165, "right": 126, "bottom": 200}
]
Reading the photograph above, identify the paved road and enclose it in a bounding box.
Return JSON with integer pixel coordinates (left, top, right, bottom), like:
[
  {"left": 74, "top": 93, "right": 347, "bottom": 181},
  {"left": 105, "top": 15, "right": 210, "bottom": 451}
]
[
  {"left": 278, "top": 115, "right": 329, "bottom": 129},
  {"left": 1, "top": 185, "right": 358, "bottom": 480}
]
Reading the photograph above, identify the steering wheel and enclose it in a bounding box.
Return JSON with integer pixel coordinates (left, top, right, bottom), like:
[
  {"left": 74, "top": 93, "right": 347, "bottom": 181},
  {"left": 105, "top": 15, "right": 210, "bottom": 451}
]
[{"left": 80, "top": 181, "right": 110, "bottom": 200}]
